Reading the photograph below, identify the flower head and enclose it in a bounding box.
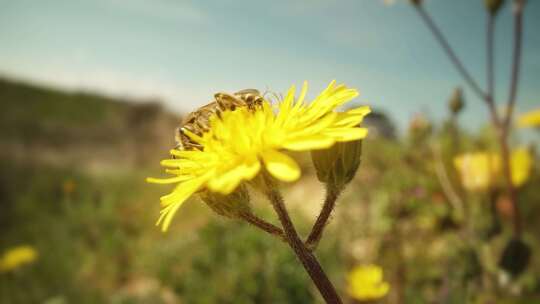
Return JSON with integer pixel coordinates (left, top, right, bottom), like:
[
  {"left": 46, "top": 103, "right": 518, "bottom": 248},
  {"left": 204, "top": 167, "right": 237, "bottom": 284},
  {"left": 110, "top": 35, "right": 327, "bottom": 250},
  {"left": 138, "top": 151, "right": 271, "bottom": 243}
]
[
  {"left": 0, "top": 245, "right": 38, "bottom": 273},
  {"left": 453, "top": 152, "right": 501, "bottom": 192},
  {"left": 347, "top": 264, "right": 390, "bottom": 301},
  {"left": 148, "top": 81, "right": 370, "bottom": 231}
]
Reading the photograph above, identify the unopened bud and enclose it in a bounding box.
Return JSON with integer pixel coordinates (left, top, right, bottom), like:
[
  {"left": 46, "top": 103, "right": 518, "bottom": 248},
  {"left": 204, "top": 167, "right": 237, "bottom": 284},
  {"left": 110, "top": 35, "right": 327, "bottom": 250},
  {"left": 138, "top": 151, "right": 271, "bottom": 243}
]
[
  {"left": 484, "top": 0, "right": 505, "bottom": 15},
  {"left": 499, "top": 238, "right": 531, "bottom": 277},
  {"left": 409, "top": 0, "right": 422, "bottom": 5},
  {"left": 408, "top": 113, "right": 432, "bottom": 140},
  {"left": 200, "top": 184, "right": 251, "bottom": 219},
  {"left": 311, "top": 140, "right": 362, "bottom": 190}
]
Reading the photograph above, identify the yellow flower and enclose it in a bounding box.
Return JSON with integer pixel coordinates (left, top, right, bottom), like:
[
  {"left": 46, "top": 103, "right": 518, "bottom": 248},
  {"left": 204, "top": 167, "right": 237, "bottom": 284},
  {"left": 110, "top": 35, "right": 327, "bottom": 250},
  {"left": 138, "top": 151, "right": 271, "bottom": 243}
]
[
  {"left": 347, "top": 264, "right": 390, "bottom": 301},
  {"left": 148, "top": 81, "right": 370, "bottom": 231},
  {"left": 453, "top": 152, "right": 501, "bottom": 192},
  {"left": 454, "top": 148, "right": 533, "bottom": 191},
  {"left": 0, "top": 245, "right": 38, "bottom": 273},
  {"left": 517, "top": 108, "right": 540, "bottom": 128}
]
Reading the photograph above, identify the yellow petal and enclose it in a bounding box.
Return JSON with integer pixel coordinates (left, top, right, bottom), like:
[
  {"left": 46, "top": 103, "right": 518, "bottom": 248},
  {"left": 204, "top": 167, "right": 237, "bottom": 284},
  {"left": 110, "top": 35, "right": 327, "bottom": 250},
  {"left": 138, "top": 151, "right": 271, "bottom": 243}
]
[
  {"left": 282, "top": 135, "right": 335, "bottom": 151},
  {"left": 323, "top": 127, "right": 368, "bottom": 142},
  {"left": 291, "top": 112, "right": 337, "bottom": 138},
  {"left": 156, "top": 175, "right": 209, "bottom": 231},
  {"left": 262, "top": 150, "right": 301, "bottom": 182},
  {"left": 207, "top": 159, "right": 261, "bottom": 194},
  {"left": 333, "top": 106, "right": 372, "bottom": 127},
  {"left": 276, "top": 85, "right": 296, "bottom": 126},
  {"left": 170, "top": 149, "right": 203, "bottom": 158}
]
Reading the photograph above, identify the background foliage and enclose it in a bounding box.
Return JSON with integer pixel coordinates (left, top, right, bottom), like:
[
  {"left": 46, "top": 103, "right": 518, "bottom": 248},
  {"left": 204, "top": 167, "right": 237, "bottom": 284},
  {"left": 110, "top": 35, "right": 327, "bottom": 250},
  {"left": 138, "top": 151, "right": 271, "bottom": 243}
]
[{"left": 0, "top": 77, "right": 538, "bottom": 303}]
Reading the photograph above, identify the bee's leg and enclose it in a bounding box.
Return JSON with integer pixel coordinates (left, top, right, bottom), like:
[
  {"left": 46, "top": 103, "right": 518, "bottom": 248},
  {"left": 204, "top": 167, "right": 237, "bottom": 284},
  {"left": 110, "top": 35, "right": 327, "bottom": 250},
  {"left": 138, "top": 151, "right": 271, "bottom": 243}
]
[
  {"left": 215, "top": 109, "right": 223, "bottom": 119},
  {"left": 196, "top": 121, "right": 208, "bottom": 133},
  {"left": 184, "top": 141, "right": 203, "bottom": 151}
]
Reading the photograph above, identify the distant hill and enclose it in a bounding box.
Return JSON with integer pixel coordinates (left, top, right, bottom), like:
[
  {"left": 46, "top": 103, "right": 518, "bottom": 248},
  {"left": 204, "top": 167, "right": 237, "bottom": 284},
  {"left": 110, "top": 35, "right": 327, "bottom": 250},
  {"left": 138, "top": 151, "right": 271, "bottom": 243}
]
[{"left": 0, "top": 78, "right": 181, "bottom": 173}]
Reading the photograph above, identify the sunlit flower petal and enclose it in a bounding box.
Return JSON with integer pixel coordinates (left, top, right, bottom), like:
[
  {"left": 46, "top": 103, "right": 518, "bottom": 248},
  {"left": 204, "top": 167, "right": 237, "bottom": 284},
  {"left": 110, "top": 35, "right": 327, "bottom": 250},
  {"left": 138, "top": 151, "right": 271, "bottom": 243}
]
[{"left": 262, "top": 150, "right": 301, "bottom": 182}]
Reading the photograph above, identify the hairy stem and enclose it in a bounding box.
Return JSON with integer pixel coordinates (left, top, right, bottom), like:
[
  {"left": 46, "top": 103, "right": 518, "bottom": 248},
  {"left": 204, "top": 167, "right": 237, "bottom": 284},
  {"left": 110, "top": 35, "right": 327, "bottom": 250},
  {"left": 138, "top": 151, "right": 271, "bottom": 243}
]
[
  {"left": 264, "top": 177, "right": 343, "bottom": 304},
  {"left": 238, "top": 211, "right": 286, "bottom": 242},
  {"left": 305, "top": 186, "right": 342, "bottom": 251}
]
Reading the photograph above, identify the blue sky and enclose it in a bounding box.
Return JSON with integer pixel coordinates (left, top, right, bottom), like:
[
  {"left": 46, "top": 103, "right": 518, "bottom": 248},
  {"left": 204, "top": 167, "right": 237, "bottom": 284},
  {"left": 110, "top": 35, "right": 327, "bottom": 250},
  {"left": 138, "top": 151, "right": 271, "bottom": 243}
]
[{"left": 0, "top": 0, "right": 539, "bottom": 131}]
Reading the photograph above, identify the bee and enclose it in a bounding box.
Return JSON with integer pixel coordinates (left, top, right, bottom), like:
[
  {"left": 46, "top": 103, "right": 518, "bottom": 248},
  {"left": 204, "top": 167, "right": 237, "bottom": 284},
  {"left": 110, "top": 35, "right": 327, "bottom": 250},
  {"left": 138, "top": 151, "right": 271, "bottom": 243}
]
[{"left": 175, "top": 89, "right": 264, "bottom": 151}]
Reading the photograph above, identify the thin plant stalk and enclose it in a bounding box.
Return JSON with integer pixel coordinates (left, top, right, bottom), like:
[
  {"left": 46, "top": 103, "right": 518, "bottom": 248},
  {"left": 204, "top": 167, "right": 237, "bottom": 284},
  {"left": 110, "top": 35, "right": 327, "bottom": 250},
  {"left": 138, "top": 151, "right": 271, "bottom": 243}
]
[
  {"left": 412, "top": 1, "right": 526, "bottom": 237},
  {"left": 413, "top": 5, "right": 487, "bottom": 102},
  {"left": 263, "top": 174, "right": 343, "bottom": 304},
  {"left": 238, "top": 211, "right": 286, "bottom": 242},
  {"left": 486, "top": 14, "right": 496, "bottom": 113},
  {"left": 305, "top": 186, "right": 343, "bottom": 251},
  {"left": 499, "top": 0, "right": 525, "bottom": 236}
]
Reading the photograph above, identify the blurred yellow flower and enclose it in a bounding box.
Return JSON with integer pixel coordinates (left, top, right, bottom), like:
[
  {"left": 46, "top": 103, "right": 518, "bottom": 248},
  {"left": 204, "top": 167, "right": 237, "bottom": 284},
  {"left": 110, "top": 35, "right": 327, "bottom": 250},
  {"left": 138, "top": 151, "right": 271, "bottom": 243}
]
[
  {"left": 454, "top": 148, "right": 533, "bottom": 191},
  {"left": 510, "top": 147, "right": 533, "bottom": 187},
  {"left": 148, "top": 81, "right": 370, "bottom": 231},
  {"left": 453, "top": 152, "right": 501, "bottom": 191},
  {"left": 517, "top": 108, "right": 540, "bottom": 128},
  {"left": 0, "top": 245, "right": 38, "bottom": 273},
  {"left": 347, "top": 264, "right": 390, "bottom": 301}
]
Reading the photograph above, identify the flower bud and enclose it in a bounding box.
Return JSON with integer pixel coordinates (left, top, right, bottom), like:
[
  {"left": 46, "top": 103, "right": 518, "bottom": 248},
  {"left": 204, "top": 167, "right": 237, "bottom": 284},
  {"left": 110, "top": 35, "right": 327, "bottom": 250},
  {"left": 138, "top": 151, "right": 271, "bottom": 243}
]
[
  {"left": 409, "top": 0, "right": 422, "bottom": 5},
  {"left": 311, "top": 140, "right": 362, "bottom": 190},
  {"left": 484, "top": 0, "right": 505, "bottom": 15},
  {"left": 448, "top": 87, "right": 465, "bottom": 115},
  {"left": 200, "top": 184, "right": 251, "bottom": 219}
]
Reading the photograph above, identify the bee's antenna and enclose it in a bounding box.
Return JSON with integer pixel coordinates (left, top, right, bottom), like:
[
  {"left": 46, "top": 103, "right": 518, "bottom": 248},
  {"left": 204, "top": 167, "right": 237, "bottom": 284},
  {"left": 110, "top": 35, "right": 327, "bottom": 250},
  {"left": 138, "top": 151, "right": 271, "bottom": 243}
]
[
  {"left": 262, "top": 86, "right": 282, "bottom": 104},
  {"left": 262, "top": 86, "right": 271, "bottom": 99}
]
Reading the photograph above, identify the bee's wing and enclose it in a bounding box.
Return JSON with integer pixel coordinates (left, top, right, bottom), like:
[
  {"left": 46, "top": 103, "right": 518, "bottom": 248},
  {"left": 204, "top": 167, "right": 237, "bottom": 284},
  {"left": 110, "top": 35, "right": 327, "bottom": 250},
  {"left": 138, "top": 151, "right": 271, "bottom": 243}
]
[{"left": 234, "top": 89, "right": 260, "bottom": 96}]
